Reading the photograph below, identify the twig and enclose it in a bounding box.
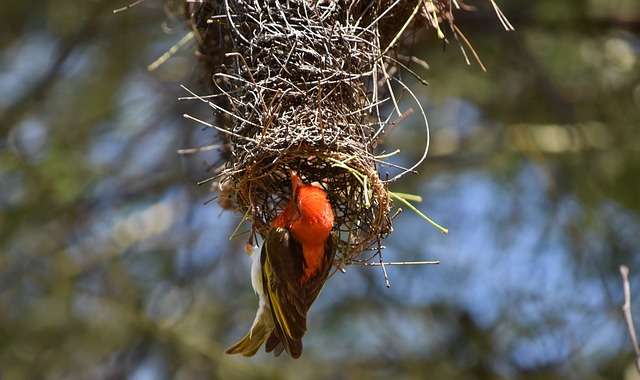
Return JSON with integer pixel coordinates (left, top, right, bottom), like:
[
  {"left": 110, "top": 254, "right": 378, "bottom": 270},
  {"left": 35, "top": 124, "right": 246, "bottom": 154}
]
[
  {"left": 452, "top": 24, "right": 487, "bottom": 72},
  {"left": 620, "top": 265, "right": 640, "bottom": 374},
  {"left": 377, "top": 244, "right": 391, "bottom": 288},
  {"left": 381, "top": 0, "right": 424, "bottom": 57},
  {"left": 182, "top": 114, "right": 258, "bottom": 143},
  {"left": 148, "top": 32, "right": 194, "bottom": 72},
  {"left": 113, "top": 0, "right": 146, "bottom": 14},
  {"left": 384, "top": 78, "right": 431, "bottom": 183},
  {"left": 177, "top": 144, "right": 222, "bottom": 155},
  {"left": 355, "top": 260, "right": 440, "bottom": 266},
  {"left": 488, "top": 0, "right": 515, "bottom": 31}
]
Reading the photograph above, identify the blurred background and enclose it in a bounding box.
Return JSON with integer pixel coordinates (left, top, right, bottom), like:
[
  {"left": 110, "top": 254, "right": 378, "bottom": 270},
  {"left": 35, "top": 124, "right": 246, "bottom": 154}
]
[{"left": 1, "top": 0, "right": 640, "bottom": 379}]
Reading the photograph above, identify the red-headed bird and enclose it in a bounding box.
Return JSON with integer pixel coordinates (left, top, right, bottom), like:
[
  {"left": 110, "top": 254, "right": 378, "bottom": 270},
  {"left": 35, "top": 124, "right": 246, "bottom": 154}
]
[{"left": 225, "top": 171, "right": 335, "bottom": 358}]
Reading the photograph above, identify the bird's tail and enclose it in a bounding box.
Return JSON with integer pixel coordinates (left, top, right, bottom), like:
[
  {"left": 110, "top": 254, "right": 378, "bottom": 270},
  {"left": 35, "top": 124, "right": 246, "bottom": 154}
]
[{"left": 225, "top": 305, "right": 274, "bottom": 357}]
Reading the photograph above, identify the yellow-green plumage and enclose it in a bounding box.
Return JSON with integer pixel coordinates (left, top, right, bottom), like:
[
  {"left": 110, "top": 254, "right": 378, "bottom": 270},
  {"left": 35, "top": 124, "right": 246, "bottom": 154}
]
[
  {"left": 224, "top": 310, "right": 274, "bottom": 356},
  {"left": 225, "top": 238, "right": 275, "bottom": 357},
  {"left": 226, "top": 226, "right": 335, "bottom": 358}
]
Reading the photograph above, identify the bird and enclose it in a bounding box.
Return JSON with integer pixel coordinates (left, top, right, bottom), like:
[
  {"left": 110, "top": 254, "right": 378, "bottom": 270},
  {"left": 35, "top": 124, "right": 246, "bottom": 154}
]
[{"left": 225, "top": 171, "right": 336, "bottom": 358}]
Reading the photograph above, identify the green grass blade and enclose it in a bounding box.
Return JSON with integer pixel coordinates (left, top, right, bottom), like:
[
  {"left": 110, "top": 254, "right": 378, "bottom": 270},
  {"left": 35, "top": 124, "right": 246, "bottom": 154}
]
[{"left": 390, "top": 192, "right": 448, "bottom": 234}]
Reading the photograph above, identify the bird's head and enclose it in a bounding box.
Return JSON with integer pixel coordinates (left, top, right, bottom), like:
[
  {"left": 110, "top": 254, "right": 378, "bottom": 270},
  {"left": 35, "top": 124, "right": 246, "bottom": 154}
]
[
  {"left": 269, "top": 170, "right": 333, "bottom": 231},
  {"left": 290, "top": 170, "right": 304, "bottom": 201},
  {"left": 287, "top": 170, "right": 333, "bottom": 226}
]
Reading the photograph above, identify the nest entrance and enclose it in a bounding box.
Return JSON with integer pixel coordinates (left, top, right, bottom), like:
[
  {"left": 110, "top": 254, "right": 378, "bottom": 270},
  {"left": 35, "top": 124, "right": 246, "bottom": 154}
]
[{"left": 232, "top": 150, "right": 391, "bottom": 265}]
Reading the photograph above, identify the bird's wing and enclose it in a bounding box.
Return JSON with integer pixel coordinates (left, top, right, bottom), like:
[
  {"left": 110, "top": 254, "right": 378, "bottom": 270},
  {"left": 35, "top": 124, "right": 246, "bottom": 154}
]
[
  {"left": 302, "top": 233, "right": 336, "bottom": 307},
  {"left": 261, "top": 227, "right": 307, "bottom": 358}
]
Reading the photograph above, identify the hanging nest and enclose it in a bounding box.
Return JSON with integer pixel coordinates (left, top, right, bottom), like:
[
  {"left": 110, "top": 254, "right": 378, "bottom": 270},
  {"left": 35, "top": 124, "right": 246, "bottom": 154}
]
[{"left": 177, "top": 0, "right": 512, "bottom": 266}]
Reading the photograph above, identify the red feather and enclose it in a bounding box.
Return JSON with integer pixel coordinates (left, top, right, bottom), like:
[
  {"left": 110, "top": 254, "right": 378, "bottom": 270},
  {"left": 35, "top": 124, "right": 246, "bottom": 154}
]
[{"left": 271, "top": 173, "right": 334, "bottom": 282}]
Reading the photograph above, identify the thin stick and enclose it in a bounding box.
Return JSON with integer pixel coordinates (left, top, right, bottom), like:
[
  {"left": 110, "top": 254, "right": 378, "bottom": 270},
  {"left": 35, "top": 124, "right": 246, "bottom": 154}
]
[
  {"left": 182, "top": 114, "right": 258, "bottom": 143},
  {"left": 229, "top": 209, "right": 252, "bottom": 241},
  {"left": 181, "top": 85, "right": 261, "bottom": 128},
  {"left": 177, "top": 144, "right": 222, "bottom": 155},
  {"left": 452, "top": 25, "right": 487, "bottom": 72},
  {"left": 374, "top": 149, "right": 401, "bottom": 159},
  {"left": 364, "top": 0, "right": 403, "bottom": 30},
  {"left": 355, "top": 260, "right": 440, "bottom": 266},
  {"left": 389, "top": 192, "right": 423, "bottom": 203},
  {"left": 377, "top": 245, "right": 391, "bottom": 288},
  {"left": 620, "top": 265, "right": 640, "bottom": 374},
  {"left": 396, "top": 54, "right": 430, "bottom": 71},
  {"left": 488, "top": 0, "right": 515, "bottom": 31},
  {"left": 381, "top": 0, "right": 423, "bottom": 57},
  {"left": 385, "top": 78, "right": 431, "bottom": 183},
  {"left": 148, "top": 32, "right": 194, "bottom": 72},
  {"left": 113, "top": 0, "right": 146, "bottom": 14}
]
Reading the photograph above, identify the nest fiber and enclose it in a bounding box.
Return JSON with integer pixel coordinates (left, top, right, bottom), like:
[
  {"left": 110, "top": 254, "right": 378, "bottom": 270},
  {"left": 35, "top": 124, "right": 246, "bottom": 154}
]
[{"left": 181, "top": 0, "right": 511, "bottom": 265}]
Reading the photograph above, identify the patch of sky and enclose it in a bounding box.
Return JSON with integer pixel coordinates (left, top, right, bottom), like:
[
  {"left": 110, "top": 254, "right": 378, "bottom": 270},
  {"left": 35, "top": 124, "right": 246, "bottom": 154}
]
[
  {"left": 60, "top": 43, "right": 97, "bottom": 82},
  {"left": 114, "top": 72, "right": 165, "bottom": 136},
  {"left": 176, "top": 202, "right": 238, "bottom": 274},
  {"left": 0, "top": 33, "right": 56, "bottom": 108},
  {"left": 129, "top": 352, "right": 168, "bottom": 380},
  {"left": 120, "top": 123, "right": 178, "bottom": 179},
  {"left": 10, "top": 117, "right": 49, "bottom": 162}
]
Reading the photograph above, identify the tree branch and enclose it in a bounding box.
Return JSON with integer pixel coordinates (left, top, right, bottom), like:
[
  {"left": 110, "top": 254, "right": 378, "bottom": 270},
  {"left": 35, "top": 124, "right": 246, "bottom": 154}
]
[{"left": 619, "top": 265, "right": 640, "bottom": 374}]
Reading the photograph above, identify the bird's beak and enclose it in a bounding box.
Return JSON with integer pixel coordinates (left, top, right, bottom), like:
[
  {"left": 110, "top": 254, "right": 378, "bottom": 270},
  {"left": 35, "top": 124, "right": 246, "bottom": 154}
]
[
  {"left": 289, "top": 170, "right": 303, "bottom": 220},
  {"left": 290, "top": 170, "right": 303, "bottom": 197}
]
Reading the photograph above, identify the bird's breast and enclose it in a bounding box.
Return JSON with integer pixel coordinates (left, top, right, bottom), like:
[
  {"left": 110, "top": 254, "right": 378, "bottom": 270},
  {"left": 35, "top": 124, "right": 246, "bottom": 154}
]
[{"left": 290, "top": 217, "right": 332, "bottom": 246}]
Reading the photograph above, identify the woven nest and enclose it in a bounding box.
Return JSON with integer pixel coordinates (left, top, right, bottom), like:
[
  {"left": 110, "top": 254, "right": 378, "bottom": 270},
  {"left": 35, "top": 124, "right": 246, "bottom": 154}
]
[{"left": 178, "top": 0, "right": 512, "bottom": 265}]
